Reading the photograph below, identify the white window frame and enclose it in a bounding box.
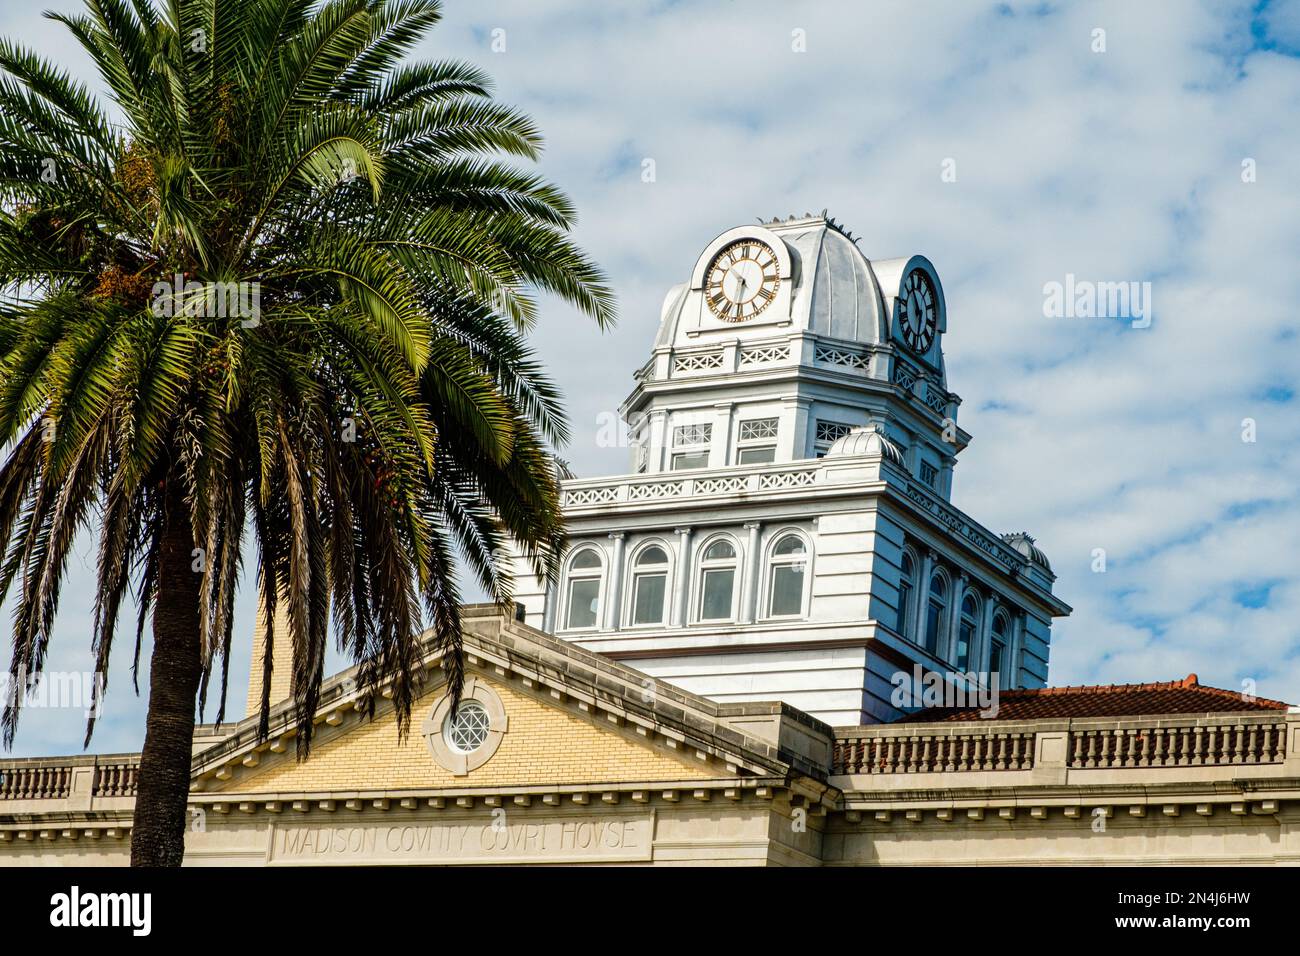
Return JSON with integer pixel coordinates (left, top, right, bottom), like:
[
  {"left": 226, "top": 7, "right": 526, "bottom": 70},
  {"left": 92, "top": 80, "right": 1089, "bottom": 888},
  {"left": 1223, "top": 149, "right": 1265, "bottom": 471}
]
[
  {"left": 561, "top": 546, "right": 605, "bottom": 632},
  {"left": 692, "top": 534, "right": 741, "bottom": 624},
  {"left": 813, "top": 419, "right": 854, "bottom": 458},
  {"left": 624, "top": 540, "right": 673, "bottom": 628},
  {"left": 923, "top": 568, "right": 949, "bottom": 658},
  {"left": 989, "top": 608, "right": 1013, "bottom": 689},
  {"left": 735, "top": 417, "right": 778, "bottom": 465},
  {"left": 897, "top": 547, "right": 918, "bottom": 640},
  {"left": 762, "top": 529, "right": 813, "bottom": 620},
  {"left": 956, "top": 592, "right": 980, "bottom": 672},
  {"left": 670, "top": 421, "right": 713, "bottom": 471}
]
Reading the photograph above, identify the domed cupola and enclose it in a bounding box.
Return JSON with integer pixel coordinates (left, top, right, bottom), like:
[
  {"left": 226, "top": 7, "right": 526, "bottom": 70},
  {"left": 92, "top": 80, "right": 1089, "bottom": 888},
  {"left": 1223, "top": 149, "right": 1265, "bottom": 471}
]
[
  {"left": 824, "top": 422, "right": 905, "bottom": 466},
  {"left": 653, "top": 212, "right": 891, "bottom": 349},
  {"left": 771, "top": 213, "right": 887, "bottom": 346},
  {"left": 1001, "top": 532, "right": 1052, "bottom": 572}
]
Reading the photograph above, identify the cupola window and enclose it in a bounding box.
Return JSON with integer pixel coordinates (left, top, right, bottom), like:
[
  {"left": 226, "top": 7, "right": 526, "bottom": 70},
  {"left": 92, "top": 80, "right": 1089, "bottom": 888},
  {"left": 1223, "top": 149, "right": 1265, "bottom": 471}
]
[
  {"left": 564, "top": 548, "right": 603, "bottom": 629},
  {"left": 698, "top": 539, "right": 738, "bottom": 621},
  {"left": 768, "top": 534, "right": 809, "bottom": 617},
  {"left": 630, "top": 545, "right": 669, "bottom": 626}
]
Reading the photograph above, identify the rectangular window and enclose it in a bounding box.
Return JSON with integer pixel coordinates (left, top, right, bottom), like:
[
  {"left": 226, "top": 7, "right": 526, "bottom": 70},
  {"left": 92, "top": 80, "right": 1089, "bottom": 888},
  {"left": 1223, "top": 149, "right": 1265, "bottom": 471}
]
[
  {"left": 896, "top": 582, "right": 912, "bottom": 635},
  {"left": 815, "top": 420, "right": 854, "bottom": 445},
  {"left": 919, "top": 461, "right": 938, "bottom": 488},
  {"left": 737, "top": 446, "right": 776, "bottom": 465},
  {"left": 924, "top": 601, "right": 943, "bottom": 655},
  {"left": 699, "top": 568, "right": 735, "bottom": 621},
  {"left": 769, "top": 564, "right": 805, "bottom": 616},
  {"left": 631, "top": 572, "right": 667, "bottom": 625},
  {"left": 566, "top": 579, "right": 600, "bottom": 629},
  {"left": 672, "top": 423, "right": 712, "bottom": 446},
  {"left": 814, "top": 419, "right": 854, "bottom": 455},
  {"left": 671, "top": 422, "right": 711, "bottom": 470},
  {"left": 671, "top": 451, "right": 710, "bottom": 471},
  {"left": 989, "top": 637, "right": 1005, "bottom": 682},
  {"left": 738, "top": 418, "right": 778, "bottom": 441},
  {"left": 956, "top": 622, "right": 973, "bottom": 671},
  {"left": 735, "top": 417, "right": 778, "bottom": 465}
]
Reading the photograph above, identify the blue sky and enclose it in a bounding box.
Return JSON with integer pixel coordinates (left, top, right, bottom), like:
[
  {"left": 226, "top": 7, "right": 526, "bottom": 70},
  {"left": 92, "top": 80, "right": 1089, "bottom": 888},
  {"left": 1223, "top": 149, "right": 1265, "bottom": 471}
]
[{"left": 1, "top": 0, "right": 1298, "bottom": 756}]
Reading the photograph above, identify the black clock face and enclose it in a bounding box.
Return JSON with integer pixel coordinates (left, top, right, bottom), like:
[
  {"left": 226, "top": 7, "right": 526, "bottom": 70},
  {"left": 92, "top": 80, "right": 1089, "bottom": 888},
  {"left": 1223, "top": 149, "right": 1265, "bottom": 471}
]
[{"left": 898, "top": 269, "right": 937, "bottom": 353}]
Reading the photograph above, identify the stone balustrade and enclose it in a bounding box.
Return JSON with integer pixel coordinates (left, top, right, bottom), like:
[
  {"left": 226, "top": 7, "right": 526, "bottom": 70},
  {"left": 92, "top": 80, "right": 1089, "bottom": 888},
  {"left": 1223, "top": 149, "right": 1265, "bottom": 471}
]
[
  {"left": 0, "top": 754, "right": 140, "bottom": 809},
  {"left": 833, "top": 711, "right": 1295, "bottom": 779},
  {"left": 1068, "top": 719, "right": 1287, "bottom": 769},
  {"left": 833, "top": 729, "right": 1036, "bottom": 774}
]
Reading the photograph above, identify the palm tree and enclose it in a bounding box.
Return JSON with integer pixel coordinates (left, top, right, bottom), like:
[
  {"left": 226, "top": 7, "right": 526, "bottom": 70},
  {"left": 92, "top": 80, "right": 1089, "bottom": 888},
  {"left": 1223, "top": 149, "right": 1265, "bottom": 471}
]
[{"left": 0, "top": 0, "right": 614, "bottom": 865}]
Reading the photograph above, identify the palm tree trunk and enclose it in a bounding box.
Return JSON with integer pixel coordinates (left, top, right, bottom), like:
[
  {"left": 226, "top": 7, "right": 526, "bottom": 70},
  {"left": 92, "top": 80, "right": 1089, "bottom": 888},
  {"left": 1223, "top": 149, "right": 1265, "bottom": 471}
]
[{"left": 130, "top": 475, "right": 202, "bottom": 866}]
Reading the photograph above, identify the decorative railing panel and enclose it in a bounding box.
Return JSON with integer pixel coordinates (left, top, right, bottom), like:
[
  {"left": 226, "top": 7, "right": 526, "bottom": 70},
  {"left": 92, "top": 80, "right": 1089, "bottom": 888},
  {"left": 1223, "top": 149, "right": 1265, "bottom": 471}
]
[
  {"left": 832, "top": 731, "right": 1036, "bottom": 775},
  {"left": 0, "top": 765, "right": 72, "bottom": 800},
  {"left": 672, "top": 351, "right": 724, "bottom": 374},
  {"left": 739, "top": 343, "right": 790, "bottom": 367},
  {"left": 815, "top": 344, "right": 870, "bottom": 372},
  {"left": 93, "top": 762, "right": 140, "bottom": 797},
  {"left": 1068, "top": 722, "right": 1286, "bottom": 769}
]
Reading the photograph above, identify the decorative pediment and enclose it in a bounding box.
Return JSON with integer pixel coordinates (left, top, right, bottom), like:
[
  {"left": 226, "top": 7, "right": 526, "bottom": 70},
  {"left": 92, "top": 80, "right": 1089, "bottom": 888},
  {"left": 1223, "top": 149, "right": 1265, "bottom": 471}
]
[{"left": 190, "top": 608, "right": 816, "bottom": 799}]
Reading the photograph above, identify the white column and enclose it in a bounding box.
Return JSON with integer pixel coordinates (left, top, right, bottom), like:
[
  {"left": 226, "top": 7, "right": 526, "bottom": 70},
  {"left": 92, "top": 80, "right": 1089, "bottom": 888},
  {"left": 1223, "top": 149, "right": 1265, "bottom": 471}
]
[
  {"left": 710, "top": 402, "right": 734, "bottom": 468},
  {"left": 605, "top": 533, "right": 626, "bottom": 630},
  {"left": 946, "top": 572, "right": 968, "bottom": 664},
  {"left": 648, "top": 410, "right": 668, "bottom": 473},
  {"left": 778, "top": 396, "right": 812, "bottom": 462},
  {"left": 671, "top": 527, "right": 693, "bottom": 626},
  {"left": 979, "top": 593, "right": 996, "bottom": 682},
  {"left": 913, "top": 551, "right": 935, "bottom": 651},
  {"left": 1010, "top": 612, "right": 1025, "bottom": 688},
  {"left": 542, "top": 581, "right": 556, "bottom": 633},
  {"left": 740, "top": 522, "right": 762, "bottom": 623}
]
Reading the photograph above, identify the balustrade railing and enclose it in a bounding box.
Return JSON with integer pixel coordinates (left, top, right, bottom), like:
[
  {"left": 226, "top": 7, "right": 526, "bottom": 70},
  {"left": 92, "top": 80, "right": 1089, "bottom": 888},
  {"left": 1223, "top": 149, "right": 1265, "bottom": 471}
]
[
  {"left": 832, "top": 731, "right": 1036, "bottom": 774},
  {"left": 832, "top": 715, "right": 1291, "bottom": 777},
  {"left": 0, "top": 756, "right": 140, "bottom": 800},
  {"left": 0, "top": 764, "right": 72, "bottom": 800},
  {"left": 1068, "top": 721, "right": 1286, "bottom": 769}
]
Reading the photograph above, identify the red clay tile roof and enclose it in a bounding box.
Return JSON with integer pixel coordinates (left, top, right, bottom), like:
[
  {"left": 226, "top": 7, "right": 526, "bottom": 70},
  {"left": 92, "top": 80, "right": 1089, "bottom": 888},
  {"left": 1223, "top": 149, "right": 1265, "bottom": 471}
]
[{"left": 896, "top": 674, "right": 1292, "bottom": 723}]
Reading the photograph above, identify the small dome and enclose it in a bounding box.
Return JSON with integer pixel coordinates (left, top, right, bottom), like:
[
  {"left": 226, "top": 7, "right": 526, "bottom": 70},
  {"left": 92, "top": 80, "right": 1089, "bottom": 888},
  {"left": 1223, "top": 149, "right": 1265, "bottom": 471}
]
[
  {"left": 1001, "top": 532, "right": 1051, "bottom": 571},
  {"left": 825, "top": 422, "right": 904, "bottom": 466}
]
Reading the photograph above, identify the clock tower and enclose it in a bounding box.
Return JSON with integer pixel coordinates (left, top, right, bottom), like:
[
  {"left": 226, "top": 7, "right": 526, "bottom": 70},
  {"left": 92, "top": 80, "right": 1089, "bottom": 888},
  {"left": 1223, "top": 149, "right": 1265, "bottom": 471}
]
[{"left": 510, "top": 212, "right": 1070, "bottom": 725}]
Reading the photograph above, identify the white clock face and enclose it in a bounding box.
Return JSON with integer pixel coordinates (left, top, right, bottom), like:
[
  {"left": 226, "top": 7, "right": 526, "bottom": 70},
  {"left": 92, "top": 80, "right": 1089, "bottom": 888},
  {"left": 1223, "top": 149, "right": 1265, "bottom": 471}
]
[
  {"left": 898, "top": 269, "right": 937, "bottom": 353},
  {"left": 705, "top": 240, "right": 781, "bottom": 322}
]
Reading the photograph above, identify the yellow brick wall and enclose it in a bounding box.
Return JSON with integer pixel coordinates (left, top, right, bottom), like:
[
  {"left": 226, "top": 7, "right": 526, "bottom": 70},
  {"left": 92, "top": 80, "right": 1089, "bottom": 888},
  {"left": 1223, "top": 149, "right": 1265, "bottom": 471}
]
[{"left": 221, "top": 676, "right": 715, "bottom": 794}]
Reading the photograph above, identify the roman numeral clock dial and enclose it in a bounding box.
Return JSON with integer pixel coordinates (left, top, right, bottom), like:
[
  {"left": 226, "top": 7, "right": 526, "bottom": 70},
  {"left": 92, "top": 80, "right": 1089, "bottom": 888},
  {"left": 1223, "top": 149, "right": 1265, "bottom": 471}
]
[
  {"left": 898, "top": 269, "right": 937, "bottom": 353},
  {"left": 705, "top": 240, "right": 781, "bottom": 322}
]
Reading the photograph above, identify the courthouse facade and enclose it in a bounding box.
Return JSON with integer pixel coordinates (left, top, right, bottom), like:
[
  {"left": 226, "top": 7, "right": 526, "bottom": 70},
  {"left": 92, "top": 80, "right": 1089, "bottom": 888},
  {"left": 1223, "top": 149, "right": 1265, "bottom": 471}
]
[{"left": 1, "top": 215, "right": 1296, "bottom": 865}]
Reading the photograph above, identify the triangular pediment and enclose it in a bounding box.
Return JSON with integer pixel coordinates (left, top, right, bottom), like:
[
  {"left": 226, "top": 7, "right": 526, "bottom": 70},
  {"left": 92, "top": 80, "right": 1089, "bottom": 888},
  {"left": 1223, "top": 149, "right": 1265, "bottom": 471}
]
[{"left": 192, "top": 608, "right": 815, "bottom": 798}]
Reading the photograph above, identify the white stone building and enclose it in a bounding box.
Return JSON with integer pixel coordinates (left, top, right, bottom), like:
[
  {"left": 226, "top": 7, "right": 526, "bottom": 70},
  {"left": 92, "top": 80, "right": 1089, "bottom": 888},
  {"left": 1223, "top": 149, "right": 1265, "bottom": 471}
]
[{"left": 513, "top": 213, "right": 1071, "bottom": 726}]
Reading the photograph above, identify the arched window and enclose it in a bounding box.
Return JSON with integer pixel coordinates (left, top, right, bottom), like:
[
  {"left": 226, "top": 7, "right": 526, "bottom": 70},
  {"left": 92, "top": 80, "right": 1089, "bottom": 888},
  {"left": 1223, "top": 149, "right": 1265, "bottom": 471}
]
[
  {"left": 564, "top": 548, "right": 603, "bottom": 630},
  {"left": 768, "top": 534, "right": 808, "bottom": 618},
  {"left": 897, "top": 551, "right": 916, "bottom": 638},
  {"left": 924, "top": 572, "right": 947, "bottom": 656},
  {"left": 989, "top": 611, "right": 1010, "bottom": 686},
  {"left": 956, "top": 592, "right": 979, "bottom": 671},
  {"left": 698, "top": 539, "right": 738, "bottom": 622},
  {"left": 629, "top": 545, "right": 669, "bottom": 626}
]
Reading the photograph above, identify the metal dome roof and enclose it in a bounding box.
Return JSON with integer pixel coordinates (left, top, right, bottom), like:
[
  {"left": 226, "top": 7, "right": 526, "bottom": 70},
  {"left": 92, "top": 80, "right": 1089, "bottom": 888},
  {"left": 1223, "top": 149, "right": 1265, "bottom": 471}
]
[
  {"left": 824, "top": 422, "right": 905, "bottom": 466},
  {"left": 1001, "top": 532, "right": 1052, "bottom": 571}
]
